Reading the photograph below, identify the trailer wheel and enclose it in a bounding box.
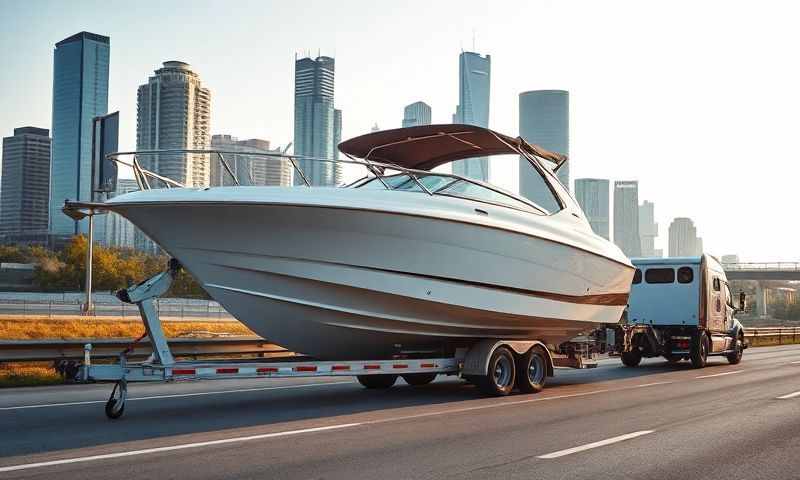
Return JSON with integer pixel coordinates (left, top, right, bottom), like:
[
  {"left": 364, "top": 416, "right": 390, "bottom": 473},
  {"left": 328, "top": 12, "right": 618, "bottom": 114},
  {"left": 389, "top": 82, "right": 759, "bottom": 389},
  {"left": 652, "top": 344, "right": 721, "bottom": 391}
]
[
  {"left": 691, "top": 333, "right": 709, "bottom": 369},
  {"left": 475, "top": 346, "right": 516, "bottom": 396},
  {"left": 621, "top": 349, "right": 642, "bottom": 367},
  {"left": 356, "top": 374, "right": 398, "bottom": 389},
  {"left": 516, "top": 347, "right": 547, "bottom": 394},
  {"left": 105, "top": 398, "right": 124, "bottom": 419},
  {"left": 727, "top": 334, "right": 744, "bottom": 365},
  {"left": 402, "top": 373, "right": 437, "bottom": 386}
]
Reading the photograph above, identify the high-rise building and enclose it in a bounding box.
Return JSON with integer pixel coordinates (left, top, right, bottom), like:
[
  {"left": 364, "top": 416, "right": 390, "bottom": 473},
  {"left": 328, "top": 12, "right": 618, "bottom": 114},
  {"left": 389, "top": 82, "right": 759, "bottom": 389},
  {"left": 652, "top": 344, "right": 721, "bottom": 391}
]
[
  {"left": 136, "top": 61, "right": 211, "bottom": 188},
  {"left": 452, "top": 51, "right": 490, "bottom": 181},
  {"left": 574, "top": 178, "right": 609, "bottom": 239},
  {"left": 721, "top": 254, "right": 740, "bottom": 264},
  {"left": 209, "top": 135, "right": 291, "bottom": 187},
  {"left": 104, "top": 178, "right": 138, "bottom": 248},
  {"left": 613, "top": 180, "right": 641, "bottom": 257},
  {"left": 293, "top": 56, "right": 341, "bottom": 186},
  {"left": 402, "top": 101, "right": 432, "bottom": 128},
  {"left": 668, "top": 217, "right": 703, "bottom": 257},
  {"left": 638, "top": 200, "right": 662, "bottom": 257},
  {"left": 49, "top": 32, "right": 110, "bottom": 238},
  {"left": 1, "top": 127, "right": 51, "bottom": 240},
  {"left": 519, "top": 90, "right": 569, "bottom": 198}
]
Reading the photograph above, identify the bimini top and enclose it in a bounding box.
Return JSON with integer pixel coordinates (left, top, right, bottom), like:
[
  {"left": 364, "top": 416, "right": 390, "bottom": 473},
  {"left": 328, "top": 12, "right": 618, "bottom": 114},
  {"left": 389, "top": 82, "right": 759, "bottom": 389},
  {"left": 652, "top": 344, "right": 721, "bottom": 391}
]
[{"left": 338, "top": 124, "right": 568, "bottom": 172}]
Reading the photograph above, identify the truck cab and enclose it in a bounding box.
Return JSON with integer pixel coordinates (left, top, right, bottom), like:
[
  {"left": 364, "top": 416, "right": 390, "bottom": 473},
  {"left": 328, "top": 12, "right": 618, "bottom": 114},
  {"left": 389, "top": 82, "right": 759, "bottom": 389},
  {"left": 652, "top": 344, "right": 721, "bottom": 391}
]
[{"left": 619, "top": 255, "right": 746, "bottom": 368}]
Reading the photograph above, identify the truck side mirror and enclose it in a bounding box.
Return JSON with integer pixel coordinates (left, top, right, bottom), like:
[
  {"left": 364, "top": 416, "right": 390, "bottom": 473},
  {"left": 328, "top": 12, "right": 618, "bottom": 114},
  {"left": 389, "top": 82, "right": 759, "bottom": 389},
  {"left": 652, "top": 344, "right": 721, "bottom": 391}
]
[{"left": 738, "top": 292, "right": 747, "bottom": 312}]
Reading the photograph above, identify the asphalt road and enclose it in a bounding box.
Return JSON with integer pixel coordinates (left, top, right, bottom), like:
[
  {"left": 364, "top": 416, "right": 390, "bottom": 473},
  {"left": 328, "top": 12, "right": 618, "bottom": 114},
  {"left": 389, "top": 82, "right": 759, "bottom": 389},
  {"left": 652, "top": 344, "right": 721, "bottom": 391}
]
[{"left": 2, "top": 345, "right": 800, "bottom": 479}]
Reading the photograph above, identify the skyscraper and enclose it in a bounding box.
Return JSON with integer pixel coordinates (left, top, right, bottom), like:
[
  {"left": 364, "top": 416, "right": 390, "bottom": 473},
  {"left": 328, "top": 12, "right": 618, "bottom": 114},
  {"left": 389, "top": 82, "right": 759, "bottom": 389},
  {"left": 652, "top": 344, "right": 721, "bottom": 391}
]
[
  {"left": 1, "top": 127, "right": 51, "bottom": 240},
  {"left": 104, "top": 178, "right": 138, "bottom": 248},
  {"left": 293, "top": 56, "right": 341, "bottom": 186},
  {"left": 574, "top": 178, "right": 609, "bottom": 239},
  {"left": 402, "top": 101, "right": 432, "bottom": 127},
  {"left": 209, "top": 135, "right": 291, "bottom": 187},
  {"left": 136, "top": 61, "right": 211, "bottom": 187},
  {"left": 668, "top": 217, "right": 703, "bottom": 256},
  {"left": 49, "top": 31, "right": 110, "bottom": 238},
  {"left": 613, "top": 180, "right": 641, "bottom": 257},
  {"left": 638, "top": 200, "right": 662, "bottom": 257},
  {"left": 452, "top": 51, "right": 490, "bottom": 181},
  {"left": 518, "top": 90, "right": 569, "bottom": 199}
]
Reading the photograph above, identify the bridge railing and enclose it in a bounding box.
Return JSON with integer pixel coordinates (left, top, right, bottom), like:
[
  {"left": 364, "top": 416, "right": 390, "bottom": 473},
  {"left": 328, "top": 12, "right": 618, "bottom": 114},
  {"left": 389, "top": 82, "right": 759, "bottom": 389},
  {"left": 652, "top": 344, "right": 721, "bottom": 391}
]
[{"left": 723, "top": 262, "right": 800, "bottom": 271}]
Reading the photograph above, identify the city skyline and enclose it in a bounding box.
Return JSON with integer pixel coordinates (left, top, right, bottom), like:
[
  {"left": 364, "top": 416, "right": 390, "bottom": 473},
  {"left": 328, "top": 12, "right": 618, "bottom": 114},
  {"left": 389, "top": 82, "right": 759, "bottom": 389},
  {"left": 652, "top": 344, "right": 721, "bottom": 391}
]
[{"left": 0, "top": 1, "right": 797, "bottom": 260}]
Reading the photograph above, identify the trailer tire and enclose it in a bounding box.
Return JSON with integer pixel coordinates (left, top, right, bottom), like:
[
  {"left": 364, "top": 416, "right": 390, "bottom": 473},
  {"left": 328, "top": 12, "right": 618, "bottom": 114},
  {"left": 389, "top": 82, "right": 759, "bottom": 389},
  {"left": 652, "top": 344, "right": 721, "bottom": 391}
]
[
  {"left": 621, "top": 349, "right": 642, "bottom": 367},
  {"left": 475, "top": 346, "right": 516, "bottom": 396},
  {"left": 105, "top": 399, "right": 124, "bottom": 419},
  {"left": 691, "top": 332, "right": 709, "bottom": 369},
  {"left": 727, "top": 334, "right": 744, "bottom": 365},
  {"left": 402, "top": 373, "right": 437, "bottom": 386},
  {"left": 356, "top": 374, "right": 398, "bottom": 389},
  {"left": 516, "top": 347, "right": 546, "bottom": 393}
]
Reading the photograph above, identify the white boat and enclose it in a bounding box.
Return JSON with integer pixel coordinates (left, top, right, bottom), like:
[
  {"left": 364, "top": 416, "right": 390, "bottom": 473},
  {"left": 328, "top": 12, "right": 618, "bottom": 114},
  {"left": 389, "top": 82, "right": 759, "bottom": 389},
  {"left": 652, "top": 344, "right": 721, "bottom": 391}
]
[{"left": 69, "top": 124, "right": 634, "bottom": 359}]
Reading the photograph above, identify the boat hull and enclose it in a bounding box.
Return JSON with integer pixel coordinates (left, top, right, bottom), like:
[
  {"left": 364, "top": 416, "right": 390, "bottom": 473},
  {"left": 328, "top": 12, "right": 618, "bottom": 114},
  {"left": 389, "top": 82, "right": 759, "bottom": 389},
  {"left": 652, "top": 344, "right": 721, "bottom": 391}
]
[{"left": 110, "top": 188, "right": 633, "bottom": 359}]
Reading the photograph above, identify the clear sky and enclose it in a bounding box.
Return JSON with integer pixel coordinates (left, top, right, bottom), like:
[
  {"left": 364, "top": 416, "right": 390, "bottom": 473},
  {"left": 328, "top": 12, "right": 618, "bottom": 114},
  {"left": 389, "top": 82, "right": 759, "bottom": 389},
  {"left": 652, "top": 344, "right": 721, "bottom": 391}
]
[{"left": 0, "top": 0, "right": 797, "bottom": 261}]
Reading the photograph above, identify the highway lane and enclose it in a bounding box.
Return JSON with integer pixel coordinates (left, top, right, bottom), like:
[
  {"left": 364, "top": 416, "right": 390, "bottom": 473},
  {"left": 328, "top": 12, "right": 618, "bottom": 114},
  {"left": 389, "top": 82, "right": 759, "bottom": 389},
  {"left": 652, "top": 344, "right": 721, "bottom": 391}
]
[{"left": 1, "top": 345, "right": 800, "bottom": 479}]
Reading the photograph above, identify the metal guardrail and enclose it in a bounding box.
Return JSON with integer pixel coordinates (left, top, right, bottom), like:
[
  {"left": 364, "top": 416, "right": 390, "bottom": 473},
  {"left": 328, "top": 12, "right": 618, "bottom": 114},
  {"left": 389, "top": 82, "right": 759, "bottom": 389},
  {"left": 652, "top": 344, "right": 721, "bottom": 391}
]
[
  {"left": 0, "top": 336, "right": 290, "bottom": 362},
  {"left": 0, "top": 298, "right": 234, "bottom": 321},
  {"left": 1, "top": 328, "right": 799, "bottom": 363}
]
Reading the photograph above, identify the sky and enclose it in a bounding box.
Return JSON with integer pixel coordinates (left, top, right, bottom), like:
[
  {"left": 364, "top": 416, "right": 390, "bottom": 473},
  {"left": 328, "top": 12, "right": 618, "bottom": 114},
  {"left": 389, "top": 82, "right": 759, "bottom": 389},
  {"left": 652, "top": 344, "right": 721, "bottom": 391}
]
[{"left": 0, "top": 0, "right": 797, "bottom": 261}]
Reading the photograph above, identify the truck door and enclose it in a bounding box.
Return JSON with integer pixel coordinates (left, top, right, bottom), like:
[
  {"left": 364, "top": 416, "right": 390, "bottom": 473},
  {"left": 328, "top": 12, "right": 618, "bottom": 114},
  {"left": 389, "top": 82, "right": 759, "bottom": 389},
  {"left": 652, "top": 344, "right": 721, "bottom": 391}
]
[{"left": 708, "top": 276, "right": 725, "bottom": 333}]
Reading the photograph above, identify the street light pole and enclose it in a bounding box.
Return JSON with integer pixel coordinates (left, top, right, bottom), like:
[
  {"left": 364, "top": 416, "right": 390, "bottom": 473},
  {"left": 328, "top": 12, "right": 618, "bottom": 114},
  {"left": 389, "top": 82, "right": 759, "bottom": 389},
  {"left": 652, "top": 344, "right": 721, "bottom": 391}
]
[{"left": 83, "top": 213, "right": 94, "bottom": 315}]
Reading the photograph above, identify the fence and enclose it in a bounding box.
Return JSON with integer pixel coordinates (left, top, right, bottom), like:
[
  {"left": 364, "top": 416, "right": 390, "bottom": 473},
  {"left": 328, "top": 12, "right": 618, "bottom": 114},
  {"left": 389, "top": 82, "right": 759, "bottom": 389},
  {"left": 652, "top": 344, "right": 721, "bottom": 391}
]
[{"left": 0, "top": 297, "right": 234, "bottom": 321}]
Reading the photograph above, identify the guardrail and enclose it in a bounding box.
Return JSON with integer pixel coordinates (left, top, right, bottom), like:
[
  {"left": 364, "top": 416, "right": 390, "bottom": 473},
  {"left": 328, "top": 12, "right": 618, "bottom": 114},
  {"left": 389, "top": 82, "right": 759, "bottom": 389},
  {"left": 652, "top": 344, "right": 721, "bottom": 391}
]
[
  {"left": 745, "top": 327, "right": 800, "bottom": 347},
  {"left": 0, "top": 298, "right": 235, "bottom": 321},
  {"left": 723, "top": 262, "right": 800, "bottom": 271}
]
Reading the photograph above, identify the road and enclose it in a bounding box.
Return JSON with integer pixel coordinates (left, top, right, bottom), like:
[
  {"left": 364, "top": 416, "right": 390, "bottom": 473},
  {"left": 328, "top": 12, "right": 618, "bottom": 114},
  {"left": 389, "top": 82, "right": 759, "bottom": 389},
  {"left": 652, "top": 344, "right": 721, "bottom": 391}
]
[{"left": 1, "top": 345, "right": 799, "bottom": 479}]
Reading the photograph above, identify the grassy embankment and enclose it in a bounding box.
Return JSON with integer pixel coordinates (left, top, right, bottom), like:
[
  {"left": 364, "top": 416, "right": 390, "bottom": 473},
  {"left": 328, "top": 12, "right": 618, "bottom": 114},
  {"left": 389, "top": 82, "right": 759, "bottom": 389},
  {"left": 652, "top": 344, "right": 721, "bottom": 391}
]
[{"left": 0, "top": 318, "right": 255, "bottom": 388}]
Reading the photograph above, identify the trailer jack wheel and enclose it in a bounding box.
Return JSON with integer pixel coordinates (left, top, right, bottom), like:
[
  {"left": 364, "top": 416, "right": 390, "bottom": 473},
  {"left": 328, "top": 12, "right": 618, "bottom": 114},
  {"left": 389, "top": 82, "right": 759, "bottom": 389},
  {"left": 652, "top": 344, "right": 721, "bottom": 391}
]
[{"left": 105, "top": 380, "right": 127, "bottom": 419}]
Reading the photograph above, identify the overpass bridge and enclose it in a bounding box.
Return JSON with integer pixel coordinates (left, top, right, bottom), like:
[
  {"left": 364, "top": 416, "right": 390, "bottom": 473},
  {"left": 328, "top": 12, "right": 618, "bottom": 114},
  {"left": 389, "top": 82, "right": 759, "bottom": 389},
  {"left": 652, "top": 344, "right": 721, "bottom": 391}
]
[{"left": 723, "top": 262, "right": 800, "bottom": 281}]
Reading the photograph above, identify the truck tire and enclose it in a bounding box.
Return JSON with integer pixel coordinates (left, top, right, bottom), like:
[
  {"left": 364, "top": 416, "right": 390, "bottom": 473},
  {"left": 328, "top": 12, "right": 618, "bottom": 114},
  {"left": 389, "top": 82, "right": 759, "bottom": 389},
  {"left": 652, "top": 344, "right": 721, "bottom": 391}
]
[
  {"left": 690, "top": 333, "right": 709, "bottom": 369},
  {"left": 402, "top": 373, "right": 437, "bottom": 386},
  {"left": 356, "top": 374, "right": 398, "bottom": 389},
  {"left": 475, "top": 346, "right": 516, "bottom": 396},
  {"left": 727, "top": 334, "right": 744, "bottom": 365},
  {"left": 621, "top": 349, "right": 642, "bottom": 367},
  {"left": 516, "top": 347, "right": 547, "bottom": 393}
]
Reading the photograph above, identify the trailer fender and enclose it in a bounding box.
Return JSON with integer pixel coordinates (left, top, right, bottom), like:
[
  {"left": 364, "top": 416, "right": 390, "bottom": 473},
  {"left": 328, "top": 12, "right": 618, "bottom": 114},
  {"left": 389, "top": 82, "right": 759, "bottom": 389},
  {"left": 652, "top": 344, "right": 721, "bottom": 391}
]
[{"left": 462, "top": 340, "right": 554, "bottom": 377}]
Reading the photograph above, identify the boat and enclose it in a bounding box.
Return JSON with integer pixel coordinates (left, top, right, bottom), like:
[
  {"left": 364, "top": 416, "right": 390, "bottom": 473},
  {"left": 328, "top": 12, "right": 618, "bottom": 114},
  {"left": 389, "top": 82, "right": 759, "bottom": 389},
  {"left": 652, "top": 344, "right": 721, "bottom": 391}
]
[{"left": 66, "top": 124, "right": 634, "bottom": 360}]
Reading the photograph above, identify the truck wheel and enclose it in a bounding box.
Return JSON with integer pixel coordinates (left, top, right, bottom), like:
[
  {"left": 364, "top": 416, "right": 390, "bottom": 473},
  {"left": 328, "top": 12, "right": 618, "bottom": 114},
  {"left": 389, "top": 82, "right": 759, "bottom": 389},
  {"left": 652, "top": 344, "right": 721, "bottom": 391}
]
[
  {"left": 621, "top": 349, "right": 642, "bottom": 367},
  {"left": 727, "top": 334, "right": 744, "bottom": 365},
  {"left": 475, "top": 346, "right": 516, "bottom": 396},
  {"left": 356, "top": 374, "right": 398, "bottom": 389},
  {"left": 690, "top": 333, "right": 709, "bottom": 369},
  {"left": 516, "top": 347, "right": 547, "bottom": 394},
  {"left": 402, "top": 373, "right": 437, "bottom": 386}
]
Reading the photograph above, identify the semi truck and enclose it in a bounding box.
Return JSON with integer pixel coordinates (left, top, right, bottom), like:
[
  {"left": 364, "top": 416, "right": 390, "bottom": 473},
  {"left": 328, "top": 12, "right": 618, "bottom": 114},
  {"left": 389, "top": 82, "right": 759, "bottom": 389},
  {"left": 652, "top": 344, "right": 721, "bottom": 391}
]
[{"left": 616, "top": 255, "right": 747, "bottom": 368}]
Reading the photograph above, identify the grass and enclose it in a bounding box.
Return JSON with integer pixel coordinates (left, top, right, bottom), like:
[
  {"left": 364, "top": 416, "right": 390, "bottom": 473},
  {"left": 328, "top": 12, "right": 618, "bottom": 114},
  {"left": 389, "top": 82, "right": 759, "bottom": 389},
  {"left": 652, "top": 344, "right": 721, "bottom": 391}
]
[{"left": 0, "top": 363, "right": 64, "bottom": 388}]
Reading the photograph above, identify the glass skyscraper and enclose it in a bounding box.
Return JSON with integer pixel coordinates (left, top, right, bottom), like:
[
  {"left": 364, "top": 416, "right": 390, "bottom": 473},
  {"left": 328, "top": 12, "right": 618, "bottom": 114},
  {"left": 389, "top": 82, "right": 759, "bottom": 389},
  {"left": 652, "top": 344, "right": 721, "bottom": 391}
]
[
  {"left": 575, "top": 178, "right": 609, "bottom": 239},
  {"left": 293, "top": 56, "right": 341, "bottom": 186},
  {"left": 1, "top": 127, "right": 51, "bottom": 239},
  {"left": 518, "top": 90, "right": 569, "bottom": 199},
  {"left": 49, "top": 31, "right": 110, "bottom": 238},
  {"left": 452, "top": 51, "right": 490, "bottom": 181},
  {"left": 402, "top": 101, "right": 432, "bottom": 127},
  {"left": 613, "top": 180, "right": 642, "bottom": 257}
]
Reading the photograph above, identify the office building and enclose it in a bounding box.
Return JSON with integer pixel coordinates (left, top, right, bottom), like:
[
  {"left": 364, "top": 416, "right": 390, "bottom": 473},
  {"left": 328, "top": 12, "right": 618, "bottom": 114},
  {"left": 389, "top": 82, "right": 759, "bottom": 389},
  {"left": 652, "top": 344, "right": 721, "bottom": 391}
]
[
  {"left": 452, "top": 51, "right": 490, "bottom": 181},
  {"left": 209, "top": 135, "right": 291, "bottom": 187},
  {"left": 574, "top": 178, "right": 609, "bottom": 239},
  {"left": 104, "top": 178, "right": 138, "bottom": 248},
  {"left": 721, "top": 254, "right": 740, "bottom": 264},
  {"left": 402, "top": 101, "right": 432, "bottom": 128},
  {"left": 668, "top": 217, "right": 704, "bottom": 257},
  {"left": 293, "top": 55, "right": 341, "bottom": 186},
  {"left": 519, "top": 90, "right": 569, "bottom": 201},
  {"left": 49, "top": 31, "right": 110, "bottom": 238},
  {"left": 638, "top": 200, "right": 662, "bottom": 257},
  {"left": 1, "top": 127, "right": 51, "bottom": 239},
  {"left": 613, "top": 180, "right": 641, "bottom": 257}
]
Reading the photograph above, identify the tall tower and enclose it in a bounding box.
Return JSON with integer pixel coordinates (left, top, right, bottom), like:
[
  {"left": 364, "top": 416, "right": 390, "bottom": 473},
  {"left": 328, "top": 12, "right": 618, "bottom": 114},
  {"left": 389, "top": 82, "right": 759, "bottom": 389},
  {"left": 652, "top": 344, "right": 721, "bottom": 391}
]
[
  {"left": 518, "top": 90, "right": 569, "bottom": 199},
  {"left": 136, "top": 61, "right": 211, "bottom": 187},
  {"left": 209, "top": 135, "right": 291, "bottom": 187},
  {"left": 49, "top": 31, "right": 109, "bottom": 238},
  {"left": 1, "top": 127, "right": 51, "bottom": 242},
  {"left": 574, "top": 178, "right": 609, "bottom": 239},
  {"left": 293, "top": 56, "right": 341, "bottom": 186},
  {"left": 613, "top": 180, "right": 642, "bottom": 257},
  {"left": 452, "top": 51, "right": 490, "bottom": 181},
  {"left": 638, "top": 200, "right": 661, "bottom": 257},
  {"left": 402, "top": 101, "right": 432, "bottom": 127},
  {"left": 669, "top": 217, "right": 703, "bottom": 257}
]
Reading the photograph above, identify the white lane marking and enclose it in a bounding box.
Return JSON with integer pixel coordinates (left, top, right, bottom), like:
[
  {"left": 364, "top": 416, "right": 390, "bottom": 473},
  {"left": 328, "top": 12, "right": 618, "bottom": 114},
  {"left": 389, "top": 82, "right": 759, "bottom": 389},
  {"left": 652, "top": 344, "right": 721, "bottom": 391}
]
[
  {"left": 537, "top": 430, "right": 655, "bottom": 459},
  {"left": 777, "top": 391, "right": 800, "bottom": 399},
  {"left": 791, "top": 361, "right": 800, "bottom": 365},
  {"left": 634, "top": 381, "right": 673, "bottom": 388},
  {"left": 695, "top": 370, "right": 745, "bottom": 379},
  {"left": 0, "top": 423, "right": 361, "bottom": 473},
  {"left": 0, "top": 381, "right": 352, "bottom": 411}
]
